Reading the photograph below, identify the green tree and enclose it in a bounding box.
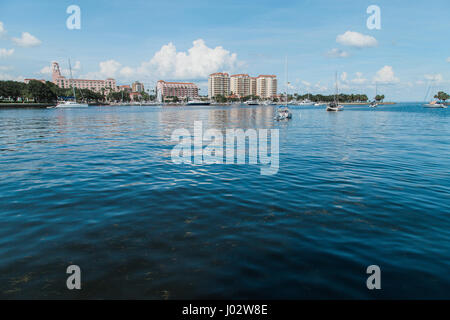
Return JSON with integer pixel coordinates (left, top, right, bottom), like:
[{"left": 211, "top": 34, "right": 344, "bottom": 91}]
[
  {"left": 26, "top": 80, "right": 57, "bottom": 103},
  {"left": 434, "top": 91, "right": 449, "bottom": 102},
  {"left": 375, "top": 95, "right": 385, "bottom": 102},
  {"left": 0, "top": 81, "right": 26, "bottom": 102}
]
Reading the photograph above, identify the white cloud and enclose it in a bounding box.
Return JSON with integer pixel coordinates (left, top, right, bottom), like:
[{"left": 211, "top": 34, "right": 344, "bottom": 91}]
[
  {"left": 0, "top": 48, "right": 14, "bottom": 58},
  {"left": 98, "top": 60, "right": 121, "bottom": 78},
  {"left": 314, "top": 82, "right": 328, "bottom": 92},
  {"left": 0, "top": 66, "right": 13, "bottom": 71},
  {"left": 424, "top": 74, "right": 443, "bottom": 83},
  {"left": 147, "top": 39, "right": 238, "bottom": 79},
  {"left": 373, "top": 66, "right": 399, "bottom": 84},
  {"left": 336, "top": 31, "right": 378, "bottom": 48},
  {"left": 39, "top": 65, "right": 52, "bottom": 75},
  {"left": 12, "top": 32, "right": 42, "bottom": 47},
  {"left": 351, "top": 72, "right": 368, "bottom": 85},
  {"left": 83, "top": 39, "right": 240, "bottom": 81},
  {"left": 0, "top": 72, "right": 24, "bottom": 81},
  {"left": 340, "top": 72, "right": 348, "bottom": 81},
  {"left": 301, "top": 80, "right": 311, "bottom": 87},
  {"left": 119, "top": 66, "right": 134, "bottom": 78},
  {"left": 327, "top": 48, "right": 349, "bottom": 58},
  {"left": 0, "top": 22, "right": 6, "bottom": 38},
  {"left": 447, "top": 57, "right": 450, "bottom": 63}
]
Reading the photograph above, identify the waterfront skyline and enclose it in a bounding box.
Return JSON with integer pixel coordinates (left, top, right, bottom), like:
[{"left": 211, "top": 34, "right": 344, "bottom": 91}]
[{"left": 0, "top": 0, "right": 449, "bottom": 101}]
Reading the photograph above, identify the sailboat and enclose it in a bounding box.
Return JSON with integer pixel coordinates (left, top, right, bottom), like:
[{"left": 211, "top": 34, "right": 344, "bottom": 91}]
[
  {"left": 326, "top": 72, "right": 344, "bottom": 112},
  {"left": 423, "top": 81, "right": 447, "bottom": 108},
  {"left": 369, "top": 82, "right": 379, "bottom": 108},
  {"left": 275, "top": 56, "right": 292, "bottom": 120},
  {"left": 56, "top": 59, "right": 88, "bottom": 108},
  {"left": 424, "top": 100, "right": 447, "bottom": 108}
]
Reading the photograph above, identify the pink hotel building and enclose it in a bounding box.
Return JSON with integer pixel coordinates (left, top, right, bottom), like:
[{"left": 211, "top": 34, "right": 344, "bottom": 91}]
[
  {"left": 156, "top": 80, "right": 199, "bottom": 102},
  {"left": 51, "top": 62, "right": 118, "bottom": 93}
]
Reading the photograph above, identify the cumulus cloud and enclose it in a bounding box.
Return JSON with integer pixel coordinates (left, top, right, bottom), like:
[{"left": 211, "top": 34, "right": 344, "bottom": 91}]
[
  {"left": 0, "top": 72, "right": 24, "bottom": 81},
  {"left": 301, "top": 80, "right": 311, "bottom": 87},
  {"left": 12, "top": 32, "right": 42, "bottom": 47},
  {"left": 373, "top": 66, "right": 399, "bottom": 84},
  {"left": 121, "top": 39, "right": 239, "bottom": 80},
  {"left": 327, "top": 48, "right": 349, "bottom": 58},
  {"left": 336, "top": 31, "right": 378, "bottom": 48},
  {"left": 141, "top": 39, "right": 238, "bottom": 79},
  {"left": 0, "top": 22, "right": 6, "bottom": 38},
  {"left": 314, "top": 82, "right": 328, "bottom": 92},
  {"left": 98, "top": 60, "right": 121, "bottom": 78},
  {"left": 0, "top": 48, "right": 14, "bottom": 58},
  {"left": 81, "top": 39, "right": 240, "bottom": 82},
  {"left": 351, "top": 72, "right": 368, "bottom": 85},
  {"left": 119, "top": 66, "right": 134, "bottom": 78},
  {"left": 425, "top": 74, "right": 443, "bottom": 83}
]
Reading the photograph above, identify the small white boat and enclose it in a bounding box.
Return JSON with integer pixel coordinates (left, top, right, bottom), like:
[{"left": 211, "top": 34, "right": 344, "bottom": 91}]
[
  {"left": 55, "top": 101, "right": 88, "bottom": 108},
  {"left": 186, "top": 100, "right": 211, "bottom": 106},
  {"left": 326, "top": 102, "right": 344, "bottom": 112},
  {"left": 298, "top": 99, "right": 314, "bottom": 106},
  {"left": 424, "top": 100, "right": 447, "bottom": 108},
  {"left": 327, "top": 73, "right": 344, "bottom": 112},
  {"left": 245, "top": 100, "right": 259, "bottom": 105},
  {"left": 275, "top": 107, "right": 292, "bottom": 120},
  {"left": 314, "top": 102, "right": 323, "bottom": 106},
  {"left": 369, "top": 101, "right": 378, "bottom": 108}
]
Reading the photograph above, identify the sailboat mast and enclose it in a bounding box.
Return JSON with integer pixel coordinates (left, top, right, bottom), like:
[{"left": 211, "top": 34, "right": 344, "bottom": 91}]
[
  {"left": 285, "top": 56, "right": 288, "bottom": 107},
  {"left": 69, "top": 58, "right": 76, "bottom": 101},
  {"left": 335, "top": 72, "right": 338, "bottom": 103}
]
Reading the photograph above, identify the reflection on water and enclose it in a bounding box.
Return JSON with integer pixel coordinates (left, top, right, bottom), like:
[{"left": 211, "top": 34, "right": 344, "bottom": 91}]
[{"left": 0, "top": 103, "right": 449, "bottom": 299}]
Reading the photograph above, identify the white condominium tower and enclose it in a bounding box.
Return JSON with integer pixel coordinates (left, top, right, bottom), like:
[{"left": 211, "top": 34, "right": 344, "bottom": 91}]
[
  {"left": 256, "top": 75, "right": 277, "bottom": 99},
  {"left": 230, "top": 74, "right": 251, "bottom": 98},
  {"left": 208, "top": 72, "right": 278, "bottom": 99},
  {"left": 208, "top": 72, "right": 230, "bottom": 98},
  {"left": 250, "top": 77, "right": 257, "bottom": 96}
]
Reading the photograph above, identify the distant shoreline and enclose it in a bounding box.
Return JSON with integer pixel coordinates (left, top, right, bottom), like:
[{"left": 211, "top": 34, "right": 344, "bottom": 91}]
[
  {"left": 0, "top": 103, "right": 55, "bottom": 108},
  {"left": 342, "top": 102, "right": 396, "bottom": 105}
]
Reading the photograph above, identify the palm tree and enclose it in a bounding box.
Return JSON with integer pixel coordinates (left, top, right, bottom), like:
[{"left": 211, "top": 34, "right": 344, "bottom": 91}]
[{"left": 434, "top": 91, "right": 449, "bottom": 102}]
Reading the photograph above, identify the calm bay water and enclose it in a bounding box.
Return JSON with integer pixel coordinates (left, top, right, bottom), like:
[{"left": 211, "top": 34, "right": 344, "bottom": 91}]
[{"left": 0, "top": 103, "right": 449, "bottom": 299}]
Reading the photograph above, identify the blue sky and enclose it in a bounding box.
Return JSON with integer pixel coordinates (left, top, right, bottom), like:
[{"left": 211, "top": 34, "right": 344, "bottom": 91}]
[{"left": 0, "top": 0, "right": 449, "bottom": 101}]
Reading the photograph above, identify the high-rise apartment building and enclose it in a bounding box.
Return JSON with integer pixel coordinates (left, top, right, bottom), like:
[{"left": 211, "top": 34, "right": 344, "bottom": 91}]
[
  {"left": 132, "top": 81, "right": 145, "bottom": 92},
  {"left": 156, "top": 80, "right": 199, "bottom": 102},
  {"left": 256, "top": 75, "right": 277, "bottom": 99},
  {"left": 208, "top": 73, "right": 230, "bottom": 98},
  {"left": 250, "top": 77, "right": 257, "bottom": 96},
  {"left": 230, "top": 74, "right": 251, "bottom": 98},
  {"left": 208, "top": 72, "right": 278, "bottom": 99}
]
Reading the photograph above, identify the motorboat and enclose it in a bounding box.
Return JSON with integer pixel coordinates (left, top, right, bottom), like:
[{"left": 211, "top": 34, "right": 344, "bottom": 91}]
[
  {"left": 187, "top": 100, "right": 211, "bottom": 106},
  {"left": 275, "top": 106, "right": 292, "bottom": 120},
  {"left": 245, "top": 100, "right": 259, "bottom": 105}
]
